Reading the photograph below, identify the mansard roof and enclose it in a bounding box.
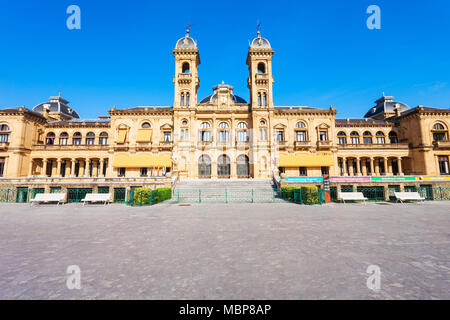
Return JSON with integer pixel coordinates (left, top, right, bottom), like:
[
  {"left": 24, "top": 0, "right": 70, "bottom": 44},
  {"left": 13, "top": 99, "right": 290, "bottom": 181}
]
[{"left": 33, "top": 95, "right": 80, "bottom": 118}]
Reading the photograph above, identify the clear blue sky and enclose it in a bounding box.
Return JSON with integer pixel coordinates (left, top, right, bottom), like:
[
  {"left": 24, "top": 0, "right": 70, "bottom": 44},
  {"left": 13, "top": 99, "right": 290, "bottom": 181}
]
[{"left": 0, "top": 0, "right": 449, "bottom": 118}]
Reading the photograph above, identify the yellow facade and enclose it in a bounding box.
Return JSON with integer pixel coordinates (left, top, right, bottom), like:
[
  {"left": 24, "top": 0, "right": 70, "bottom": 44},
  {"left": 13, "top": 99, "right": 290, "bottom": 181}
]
[{"left": 0, "top": 30, "right": 449, "bottom": 193}]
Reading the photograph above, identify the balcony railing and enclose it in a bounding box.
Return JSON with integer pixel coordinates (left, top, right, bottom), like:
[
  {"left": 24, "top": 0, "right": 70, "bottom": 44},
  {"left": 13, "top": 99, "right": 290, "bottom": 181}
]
[
  {"left": 338, "top": 142, "right": 409, "bottom": 149},
  {"left": 33, "top": 144, "right": 109, "bottom": 151},
  {"left": 317, "top": 140, "right": 332, "bottom": 147},
  {"left": 433, "top": 140, "right": 450, "bottom": 149},
  {"left": 255, "top": 73, "right": 269, "bottom": 81},
  {"left": 295, "top": 140, "right": 311, "bottom": 148}
]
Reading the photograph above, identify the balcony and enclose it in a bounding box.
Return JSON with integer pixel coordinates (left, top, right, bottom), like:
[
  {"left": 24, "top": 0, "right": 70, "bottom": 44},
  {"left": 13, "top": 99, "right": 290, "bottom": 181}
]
[
  {"left": 433, "top": 140, "right": 450, "bottom": 149},
  {"left": 177, "top": 73, "right": 192, "bottom": 83},
  {"left": 32, "top": 144, "right": 109, "bottom": 151},
  {"left": 0, "top": 142, "right": 9, "bottom": 150},
  {"left": 255, "top": 73, "right": 269, "bottom": 81},
  {"left": 337, "top": 143, "right": 409, "bottom": 150},
  {"left": 294, "top": 140, "right": 311, "bottom": 149},
  {"left": 159, "top": 141, "right": 173, "bottom": 149},
  {"left": 317, "top": 140, "right": 332, "bottom": 148}
]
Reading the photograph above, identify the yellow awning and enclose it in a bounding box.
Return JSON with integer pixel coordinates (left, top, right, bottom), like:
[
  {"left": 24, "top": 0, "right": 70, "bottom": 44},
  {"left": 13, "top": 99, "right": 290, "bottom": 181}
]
[
  {"left": 113, "top": 155, "right": 172, "bottom": 168},
  {"left": 279, "top": 154, "right": 334, "bottom": 167},
  {"left": 117, "top": 129, "right": 127, "bottom": 144},
  {"left": 136, "top": 129, "right": 152, "bottom": 142}
]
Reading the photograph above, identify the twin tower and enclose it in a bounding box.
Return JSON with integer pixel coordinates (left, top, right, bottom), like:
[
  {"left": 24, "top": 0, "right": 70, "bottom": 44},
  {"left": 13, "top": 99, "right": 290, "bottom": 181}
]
[{"left": 172, "top": 29, "right": 275, "bottom": 110}]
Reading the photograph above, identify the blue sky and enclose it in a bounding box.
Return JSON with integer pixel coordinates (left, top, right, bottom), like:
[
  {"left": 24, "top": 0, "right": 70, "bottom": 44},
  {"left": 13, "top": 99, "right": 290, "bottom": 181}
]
[{"left": 0, "top": 0, "right": 449, "bottom": 118}]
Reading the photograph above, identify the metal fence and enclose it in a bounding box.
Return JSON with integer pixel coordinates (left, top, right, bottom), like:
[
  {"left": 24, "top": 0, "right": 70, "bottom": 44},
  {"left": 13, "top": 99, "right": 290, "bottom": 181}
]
[
  {"left": 280, "top": 188, "right": 326, "bottom": 205},
  {"left": 175, "top": 188, "right": 279, "bottom": 204},
  {"left": 126, "top": 188, "right": 172, "bottom": 206}
]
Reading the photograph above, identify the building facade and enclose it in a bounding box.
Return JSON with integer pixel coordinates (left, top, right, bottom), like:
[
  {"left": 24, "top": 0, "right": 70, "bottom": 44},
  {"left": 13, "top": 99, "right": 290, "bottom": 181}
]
[{"left": 1, "top": 29, "right": 449, "bottom": 200}]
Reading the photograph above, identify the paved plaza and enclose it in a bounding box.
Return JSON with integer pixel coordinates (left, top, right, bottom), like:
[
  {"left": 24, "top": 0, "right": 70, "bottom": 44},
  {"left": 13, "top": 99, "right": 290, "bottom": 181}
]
[{"left": 0, "top": 201, "right": 449, "bottom": 299}]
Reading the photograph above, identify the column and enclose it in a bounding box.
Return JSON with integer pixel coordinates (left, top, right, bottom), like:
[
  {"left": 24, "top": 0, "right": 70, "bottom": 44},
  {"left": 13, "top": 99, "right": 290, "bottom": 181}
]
[
  {"left": 373, "top": 158, "right": 379, "bottom": 176},
  {"left": 51, "top": 159, "right": 57, "bottom": 176},
  {"left": 82, "top": 159, "right": 87, "bottom": 177},
  {"left": 106, "top": 158, "right": 112, "bottom": 177},
  {"left": 383, "top": 158, "right": 388, "bottom": 176},
  {"left": 28, "top": 159, "right": 34, "bottom": 176},
  {"left": 93, "top": 159, "right": 98, "bottom": 177},
  {"left": 56, "top": 159, "right": 62, "bottom": 177},
  {"left": 99, "top": 159, "right": 105, "bottom": 177},
  {"left": 343, "top": 157, "right": 348, "bottom": 176},
  {"left": 387, "top": 158, "right": 393, "bottom": 175},
  {"left": 70, "top": 159, "right": 76, "bottom": 177},
  {"left": 356, "top": 157, "right": 361, "bottom": 176},
  {"left": 349, "top": 158, "right": 355, "bottom": 176},
  {"left": 43, "top": 159, "right": 49, "bottom": 176},
  {"left": 398, "top": 157, "right": 403, "bottom": 175},
  {"left": 362, "top": 158, "right": 368, "bottom": 176}
]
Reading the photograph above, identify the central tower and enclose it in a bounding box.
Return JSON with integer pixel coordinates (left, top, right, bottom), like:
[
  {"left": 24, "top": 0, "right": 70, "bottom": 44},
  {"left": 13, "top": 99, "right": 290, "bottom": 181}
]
[
  {"left": 173, "top": 28, "right": 200, "bottom": 109},
  {"left": 246, "top": 30, "right": 274, "bottom": 110}
]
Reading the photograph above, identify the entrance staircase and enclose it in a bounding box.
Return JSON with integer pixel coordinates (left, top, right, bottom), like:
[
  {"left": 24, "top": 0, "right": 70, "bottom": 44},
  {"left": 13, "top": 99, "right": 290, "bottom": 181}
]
[{"left": 173, "top": 178, "right": 281, "bottom": 203}]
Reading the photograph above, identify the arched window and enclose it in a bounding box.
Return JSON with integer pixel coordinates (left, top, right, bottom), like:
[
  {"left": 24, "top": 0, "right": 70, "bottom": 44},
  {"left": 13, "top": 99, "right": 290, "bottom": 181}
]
[
  {"left": 296, "top": 121, "right": 306, "bottom": 128},
  {"left": 200, "top": 122, "right": 210, "bottom": 129},
  {"left": 257, "top": 92, "right": 262, "bottom": 107},
  {"left": 0, "top": 124, "right": 10, "bottom": 143},
  {"left": 257, "top": 62, "right": 266, "bottom": 74},
  {"left": 432, "top": 123, "right": 448, "bottom": 141},
  {"left": 350, "top": 131, "right": 360, "bottom": 144},
  {"left": 46, "top": 132, "right": 55, "bottom": 145},
  {"left": 59, "top": 132, "right": 69, "bottom": 145},
  {"left": 142, "top": 122, "right": 151, "bottom": 129},
  {"left": 86, "top": 132, "right": 95, "bottom": 145},
  {"left": 186, "top": 92, "right": 190, "bottom": 106},
  {"left": 218, "top": 122, "right": 229, "bottom": 142},
  {"left": 219, "top": 122, "right": 229, "bottom": 129},
  {"left": 181, "top": 119, "right": 188, "bottom": 126},
  {"left": 363, "top": 131, "right": 372, "bottom": 144},
  {"left": 389, "top": 131, "right": 399, "bottom": 143},
  {"left": 237, "top": 154, "right": 250, "bottom": 178},
  {"left": 237, "top": 122, "right": 248, "bottom": 142},
  {"left": 198, "top": 155, "right": 211, "bottom": 178},
  {"left": 337, "top": 131, "right": 347, "bottom": 145},
  {"left": 73, "top": 132, "right": 82, "bottom": 145},
  {"left": 200, "top": 122, "right": 211, "bottom": 142},
  {"left": 217, "top": 154, "right": 231, "bottom": 178},
  {"left": 180, "top": 93, "right": 185, "bottom": 107},
  {"left": 99, "top": 132, "right": 108, "bottom": 145},
  {"left": 182, "top": 62, "right": 190, "bottom": 73},
  {"left": 237, "top": 122, "right": 247, "bottom": 129},
  {"left": 376, "top": 131, "right": 386, "bottom": 144},
  {"left": 262, "top": 92, "right": 267, "bottom": 106}
]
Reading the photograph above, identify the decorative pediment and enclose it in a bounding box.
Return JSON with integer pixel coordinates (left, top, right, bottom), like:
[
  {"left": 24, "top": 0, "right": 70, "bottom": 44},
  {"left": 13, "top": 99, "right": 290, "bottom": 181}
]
[
  {"left": 274, "top": 123, "right": 287, "bottom": 129},
  {"left": 160, "top": 123, "right": 173, "bottom": 130}
]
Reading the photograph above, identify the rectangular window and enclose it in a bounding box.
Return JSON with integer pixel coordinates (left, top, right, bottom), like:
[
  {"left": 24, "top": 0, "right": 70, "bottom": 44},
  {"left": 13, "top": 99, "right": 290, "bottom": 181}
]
[
  {"left": 438, "top": 156, "right": 449, "bottom": 175},
  {"left": 140, "top": 168, "right": 148, "bottom": 177},
  {"left": 164, "top": 132, "right": 171, "bottom": 142},
  {"left": 299, "top": 167, "right": 307, "bottom": 176},
  {"left": 363, "top": 137, "right": 372, "bottom": 144},
  {"left": 338, "top": 137, "right": 347, "bottom": 145},
  {"left": 0, "top": 157, "right": 5, "bottom": 177},
  {"left": 86, "top": 138, "right": 94, "bottom": 145},
  {"left": 278, "top": 167, "right": 285, "bottom": 174},
  {"left": 319, "top": 131, "right": 328, "bottom": 141},
  {"left": 99, "top": 137, "right": 108, "bottom": 145},
  {"left": 277, "top": 131, "right": 284, "bottom": 142},
  {"left": 201, "top": 130, "right": 210, "bottom": 142},
  {"left": 350, "top": 137, "right": 360, "bottom": 144},
  {"left": 321, "top": 167, "right": 329, "bottom": 176},
  {"left": 434, "top": 133, "right": 446, "bottom": 141},
  {"left": 218, "top": 131, "right": 229, "bottom": 142},
  {"left": 118, "top": 168, "right": 126, "bottom": 177},
  {"left": 259, "top": 128, "right": 267, "bottom": 141},
  {"left": 376, "top": 137, "right": 385, "bottom": 144},
  {"left": 237, "top": 130, "right": 248, "bottom": 142},
  {"left": 0, "top": 134, "right": 9, "bottom": 143},
  {"left": 59, "top": 138, "right": 68, "bottom": 145},
  {"left": 296, "top": 131, "right": 306, "bottom": 142},
  {"left": 73, "top": 138, "right": 81, "bottom": 145},
  {"left": 180, "top": 129, "right": 189, "bottom": 141}
]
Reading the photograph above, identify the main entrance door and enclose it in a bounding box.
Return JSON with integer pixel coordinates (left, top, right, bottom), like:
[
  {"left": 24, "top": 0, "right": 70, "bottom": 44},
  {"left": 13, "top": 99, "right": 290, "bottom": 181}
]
[
  {"left": 217, "top": 154, "right": 230, "bottom": 178},
  {"left": 198, "top": 155, "right": 212, "bottom": 178},
  {"left": 237, "top": 154, "right": 250, "bottom": 178}
]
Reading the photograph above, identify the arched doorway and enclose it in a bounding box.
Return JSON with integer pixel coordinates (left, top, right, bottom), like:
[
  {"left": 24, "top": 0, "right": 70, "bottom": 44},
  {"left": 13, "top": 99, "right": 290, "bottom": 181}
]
[
  {"left": 237, "top": 154, "right": 250, "bottom": 178},
  {"left": 198, "top": 155, "right": 211, "bottom": 178},
  {"left": 217, "top": 154, "right": 230, "bottom": 178}
]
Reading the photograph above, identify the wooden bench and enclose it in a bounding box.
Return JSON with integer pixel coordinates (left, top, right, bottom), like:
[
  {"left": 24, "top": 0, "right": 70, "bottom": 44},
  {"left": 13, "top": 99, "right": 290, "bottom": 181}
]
[
  {"left": 338, "top": 192, "right": 368, "bottom": 203},
  {"left": 81, "top": 193, "right": 111, "bottom": 205},
  {"left": 394, "top": 192, "right": 425, "bottom": 203},
  {"left": 30, "top": 193, "right": 66, "bottom": 206}
]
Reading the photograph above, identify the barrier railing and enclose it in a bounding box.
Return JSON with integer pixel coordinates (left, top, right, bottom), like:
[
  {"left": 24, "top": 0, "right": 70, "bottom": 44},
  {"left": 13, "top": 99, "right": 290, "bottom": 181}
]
[{"left": 176, "top": 188, "right": 278, "bottom": 204}]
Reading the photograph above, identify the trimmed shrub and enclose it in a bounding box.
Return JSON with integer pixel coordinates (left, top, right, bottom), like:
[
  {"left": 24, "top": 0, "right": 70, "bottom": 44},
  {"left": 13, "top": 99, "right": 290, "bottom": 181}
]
[
  {"left": 157, "top": 188, "right": 172, "bottom": 202},
  {"left": 133, "top": 187, "right": 172, "bottom": 205},
  {"left": 281, "top": 186, "right": 298, "bottom": 201},
  {"left": 300, "top": 185, "right": 319, "bottom": 204}
]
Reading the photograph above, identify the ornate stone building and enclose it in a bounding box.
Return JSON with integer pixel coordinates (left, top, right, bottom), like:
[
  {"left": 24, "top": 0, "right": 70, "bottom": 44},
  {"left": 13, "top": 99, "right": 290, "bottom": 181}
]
[{"left": 0, "top": 29, "right": 449, "bottom": 201}]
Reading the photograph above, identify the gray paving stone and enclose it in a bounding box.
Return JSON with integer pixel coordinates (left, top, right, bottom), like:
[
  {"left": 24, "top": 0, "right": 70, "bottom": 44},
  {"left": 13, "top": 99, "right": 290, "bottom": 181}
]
[{"left": 0, "top": 202, "right": 448, "bottom": 299}]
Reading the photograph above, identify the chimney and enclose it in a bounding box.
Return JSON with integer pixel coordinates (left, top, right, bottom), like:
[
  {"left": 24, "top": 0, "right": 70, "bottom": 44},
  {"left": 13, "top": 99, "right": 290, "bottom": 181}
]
[
  {"left": 42, "top": 104, "right": 50, "bottom": 119},
  {"left": 394, "top": 103, "right": 401, "bottom": 117}
]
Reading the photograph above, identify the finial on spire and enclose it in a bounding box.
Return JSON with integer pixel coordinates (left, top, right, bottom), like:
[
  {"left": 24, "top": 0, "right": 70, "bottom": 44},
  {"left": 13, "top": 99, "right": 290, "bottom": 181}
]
[
  {"left": 58, "top": 91, "right": 61, "bottom": 97},
  {"left": 186, "top": 24, "right": 192, "bottom": 36},
  {"left": 256, "top": 20, "right": 261, "bottom": 37}
]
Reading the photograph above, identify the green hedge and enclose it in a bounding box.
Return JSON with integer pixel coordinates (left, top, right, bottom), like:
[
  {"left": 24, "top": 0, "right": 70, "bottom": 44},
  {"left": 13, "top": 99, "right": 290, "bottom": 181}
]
[
  {"left": 133, "top": 187, "right": 172, "bottom": 206},
  {"left": 281, "top": 185, "right": 320, "bottom": 205}
]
